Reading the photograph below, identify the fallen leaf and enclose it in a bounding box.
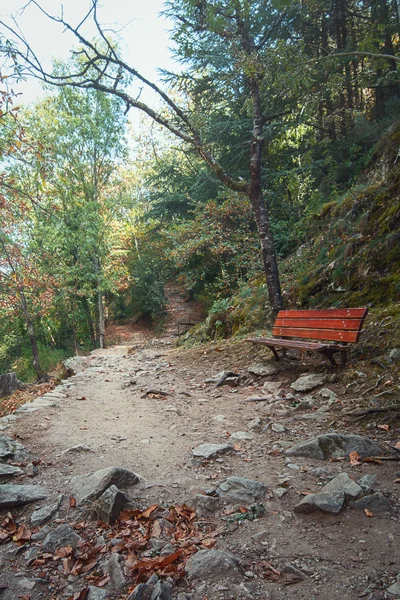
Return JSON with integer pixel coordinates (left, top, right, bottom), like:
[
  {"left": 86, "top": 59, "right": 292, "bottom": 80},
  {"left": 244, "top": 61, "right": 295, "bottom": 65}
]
[
  {"left": 140, "top": 504, "right": 158, "bottom": 519},
  {"left": 395, "top": 441, "right": 400, "bottom": 450},
  {"left": 201, "top": 538, "right": 216, "bottom": 548},
  {"left": 233, "top": 443, "right": 242, "bottom": 451},
  {"left": 329, "top": 456, "right": 346, "bottom": 462},
  {"left": 69, "top": 497, "right": 77, "bottom": 508},
  {"left": 364, "top": 508, "right": 374, "bottom": 518},
  {"left": 363, "top": 457, "right": 383, "bottom": 465},
  {"left": 79, "top": 427, "right": 88, "bottom": 430},
  {"left": 349, "top": 451, "right": 361, "bottom": 466},
  {"left": 55, "top": 546, "right": 73, "bottom": 558},
  {"left": 13, "top": 523, "right": 31, "bottom": 542},
  {"left": 377, "top": 424, "right": 389, "bottom": 431},
  {"left": 394, "top": 478, "right": 400, "bottom": 484},
  {"left": 73, "top": 588, "right": 89, "bottom": 600}
]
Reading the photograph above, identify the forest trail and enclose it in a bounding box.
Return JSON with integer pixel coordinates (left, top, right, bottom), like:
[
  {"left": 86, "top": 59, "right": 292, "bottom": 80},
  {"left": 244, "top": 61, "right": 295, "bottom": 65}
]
[{"left": 1, "top": 294, "right": 400, "bottom": 599}]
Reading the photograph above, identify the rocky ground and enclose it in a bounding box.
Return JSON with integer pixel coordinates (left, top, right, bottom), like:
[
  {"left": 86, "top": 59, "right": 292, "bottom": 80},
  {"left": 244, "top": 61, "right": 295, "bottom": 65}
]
[{"left": 0, "top": 291, "right": 399, "bottom": 600}]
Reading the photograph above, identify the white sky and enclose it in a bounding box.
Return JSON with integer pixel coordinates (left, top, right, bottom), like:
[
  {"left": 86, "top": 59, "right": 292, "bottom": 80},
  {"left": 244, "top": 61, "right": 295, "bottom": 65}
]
[{"left": 1, "top": 0, "right": 178, "bottom": 107}]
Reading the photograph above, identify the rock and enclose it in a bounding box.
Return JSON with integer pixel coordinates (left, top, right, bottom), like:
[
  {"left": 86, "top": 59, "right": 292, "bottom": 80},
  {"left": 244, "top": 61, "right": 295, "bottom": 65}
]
[
  {"left": 283, "top": 563, "right": 306, "bottom": 580},
  {"left": 42, "top": 524, "right": 82, "bottom": 553},
  {"left": 248, "top": 363, "right": 280, "bottom": 377},
  {"left": 321, "top": 473, "right": 363, "bottom": 498},
  {"left": 230, "top": 431, "right": 253, "bottom": 441},
  {"left": 61, "top": 445, "right": 95, "bottom": 455},
  {"left": 105, "top": 552, "right": 126, "bottom": 590},
  {"left": 357, "top": 474, "right": 377, "bottom": 493},
  {"left": 17, "top": 578, "right": 36, "bottom": 590},
  {"left": 318, "top": 388, "right": 338, "bottom": 401},
  {"left": 0, "top": 372, "right": 25, "bottom": 398},
  {"left": 387, "top": 573, "right": 400, "bottom": 595},
  {"left": 387, "top": 348, "right": 400, "bottom": 363},
  {"left": 97, "top": 485, "right": 129, "bottom": 524},
  {"left": 216, "top": 476, "right": 266, "bottom": 505},
  {"left": 185, "top": 549, "right": 241, "bottom": 581},
  {"left": 286, "top": 433, "right": 382, "bottom": 460},
  {"left": 0, "top": 434, "right": 25, "bottom": 459},
  {"left": 69, "top": 466, "right": 140, "bottom": 505},
  {"left": 193, "top": 494, "right": 219, "bottom": 514},
  {"left": 63, "top": 356, "right": 89, "bottom": 374},
  {"left": 192, "top": 444, "right": 233, "bottom": 459},
  {"left": 294, "top": 491, "right": 345, "bottom": 514},
  {"left": 352, "top": 492, "right": 392, "bottom": 512},
  {"left": 271, "top": 423, "right": 285, "bottom": 433},
  {"left": 0, "top": 484, "right": 49, "bottom": 509},
  {"left": 127, "top": 584, "right": 149, "bottom": 599},
  {"left": 150, "top": 580, "right": 173, "bottom": 600},
  {"left": 248, "top": 417, "right": 262, "bottom": 430},
  {"left": 262, "top": 381, "right": 282, "bottom": 393},
  {"left": 87, "top": 586, "right": 109, "bottom": 600},
  {"left": 30, "top": 494, "right": 63, "bottom": 526},
  {"left": 291, "top": 374, "right": 327, "bottom": 392},
  {"left": 0, "top": 463, "right": 23, "bottom": 477},
  {"left": 274, "top": 487, "right": 288, "bottom": 498}
]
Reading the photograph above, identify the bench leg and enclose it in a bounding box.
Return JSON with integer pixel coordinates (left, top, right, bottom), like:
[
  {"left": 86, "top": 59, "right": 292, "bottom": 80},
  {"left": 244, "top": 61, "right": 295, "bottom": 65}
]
[
  {"left": 320, "top": 349, "right": 337, "bottom": 367},
  {"left": 266, "top": 346, "right": 280, "bottom": 361},
  {"left": 340, "top": 350, "right": 347, "bottom": 366}
]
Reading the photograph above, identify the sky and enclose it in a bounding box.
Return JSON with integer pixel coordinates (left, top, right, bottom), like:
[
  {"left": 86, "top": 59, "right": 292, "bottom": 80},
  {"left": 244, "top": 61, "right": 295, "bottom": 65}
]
[{"left": 1, "top": 0, "right": 178, "bottom": 107}]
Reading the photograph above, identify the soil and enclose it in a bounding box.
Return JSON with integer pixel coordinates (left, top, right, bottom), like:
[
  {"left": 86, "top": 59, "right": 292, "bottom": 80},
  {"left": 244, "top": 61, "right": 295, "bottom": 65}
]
[{"left": 1, "top": 287, "right": 399, "bottom": 600}]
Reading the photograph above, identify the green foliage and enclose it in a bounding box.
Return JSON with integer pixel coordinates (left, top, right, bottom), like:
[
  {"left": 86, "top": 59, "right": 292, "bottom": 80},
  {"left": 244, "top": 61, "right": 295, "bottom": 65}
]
[
  {"left": 12, "top": 343, "right": 71, "bottom": 383},
  {"left": 127, "top": 253, "right": 166, "bottom": 321}
]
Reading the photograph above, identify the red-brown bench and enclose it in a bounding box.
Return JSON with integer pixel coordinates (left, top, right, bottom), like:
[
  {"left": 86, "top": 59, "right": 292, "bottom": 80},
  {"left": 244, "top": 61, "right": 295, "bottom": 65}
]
[{"left": 245, "top": 308, "right": 368, "bottom": 366}]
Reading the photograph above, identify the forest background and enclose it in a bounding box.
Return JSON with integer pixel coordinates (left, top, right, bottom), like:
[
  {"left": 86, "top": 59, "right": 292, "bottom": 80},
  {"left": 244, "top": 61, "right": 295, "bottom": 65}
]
[{"left": 1, "top": 0, "right": 400, "bottom": 382}]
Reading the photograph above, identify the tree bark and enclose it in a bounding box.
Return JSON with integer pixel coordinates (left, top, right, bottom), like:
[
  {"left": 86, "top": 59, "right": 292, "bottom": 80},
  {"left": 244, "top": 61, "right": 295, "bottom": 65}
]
[
  {"left": 98, "top": 291, "right": 105, "bottom": 349},
  {"left": 80, "top": 296, "right": 96, "bottom": 347},
  {"left": 19, "top": 290, "right": 45, "bottom": 380}
]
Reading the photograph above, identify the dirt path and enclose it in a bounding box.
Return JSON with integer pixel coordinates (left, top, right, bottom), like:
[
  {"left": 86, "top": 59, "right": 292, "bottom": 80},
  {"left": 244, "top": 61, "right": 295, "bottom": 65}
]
[{"left": 1, "top": 291, "right": 400, "bottom": 600}]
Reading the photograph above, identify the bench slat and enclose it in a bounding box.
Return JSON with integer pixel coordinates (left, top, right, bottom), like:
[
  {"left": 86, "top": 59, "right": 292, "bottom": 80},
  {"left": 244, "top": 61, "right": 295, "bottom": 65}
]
[
  {"left": 278, "top": 308, "right": 368, "bottom": 319},
  {"left": 246, "top": 337, "right": 327, "bottom": 350},
  {"left": 275, "top": 318, "right": 363, "bottom": 331},
  {"left": 272, "top": 326, "right": 359, "bottom": 343}
]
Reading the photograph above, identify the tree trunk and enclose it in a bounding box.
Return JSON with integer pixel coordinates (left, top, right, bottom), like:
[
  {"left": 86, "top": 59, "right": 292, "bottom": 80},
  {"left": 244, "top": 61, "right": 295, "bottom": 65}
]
[
  {"left": 249, "top": 76, "right": 283, "bottom": 317},
  {"left": 19, "top": 290, "right": 45, "bottom": 380},
  {"left": 80, "top": 296, "right": 96, "bottom": 347},
  {"left": 98, "top": 291, "right": 105, "bottom": 349}
]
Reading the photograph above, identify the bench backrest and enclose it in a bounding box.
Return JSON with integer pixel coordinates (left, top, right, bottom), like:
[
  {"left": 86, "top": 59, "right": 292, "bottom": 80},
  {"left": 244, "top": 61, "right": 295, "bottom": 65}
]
[{"left": 273, "top": 308, "right": 369, "bottom": 344}]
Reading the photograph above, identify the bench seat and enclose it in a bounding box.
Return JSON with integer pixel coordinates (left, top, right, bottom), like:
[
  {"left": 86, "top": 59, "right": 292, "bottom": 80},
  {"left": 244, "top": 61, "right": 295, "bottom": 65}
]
[{"left": 246, "top": 308, "right": 368, "bottom": 366}]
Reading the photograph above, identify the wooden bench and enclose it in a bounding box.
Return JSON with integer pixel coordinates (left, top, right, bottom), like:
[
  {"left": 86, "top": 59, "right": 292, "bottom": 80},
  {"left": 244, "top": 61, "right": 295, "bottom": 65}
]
[{"left": 245, "top": 308, "right": 368, "bottom": 366}]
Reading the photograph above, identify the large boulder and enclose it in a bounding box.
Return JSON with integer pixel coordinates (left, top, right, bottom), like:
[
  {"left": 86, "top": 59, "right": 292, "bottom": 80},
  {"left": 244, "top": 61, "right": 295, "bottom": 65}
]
[
  {"left": 69, "top": 467, "right": 140, "bottom": 505},
  {"left": 286, "top": 433, "right": 382, "bottom": 460},
  {"left": 0, "top": 484, "right": 49, "bottom": 509},
  {"left": 0, "top": 372, "right": 25, "bottom": 398}
]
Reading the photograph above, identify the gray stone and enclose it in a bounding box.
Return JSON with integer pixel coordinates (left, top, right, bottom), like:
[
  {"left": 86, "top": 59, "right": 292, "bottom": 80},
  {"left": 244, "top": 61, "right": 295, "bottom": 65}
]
[
  {"left": 291, "top": 374, "right": 327, "bottom": 392},
  {"left": 352, "top": 492, "right": 392, "bottom": 512},
  {"left": 216, "top": 476, "right": 266, "bottom": 505},
  {"left": 318, "top": 387, "right": 338, "bottom": 401},
  {"left": 64, "top": 356, "right": 89, "bottom": 374},
  {"left": 17, "top": 578, "right": 36, "bottom": 590},
  {"left": 150, "top": 580, "right": 172, "bottom": 600},
  {"left": 286, "top": 433, "right": 382, "bottom": 460},
  {"left": 294, "top": 491, "right": 345, "bottom": 514},
  {"left": 0, "top": 372, "right": 25, "bottom": 398},
  {"left": 97, "top": 485, "right": 129, "bottom": 524},
  {"left": 105, "top": 552, "right": 126, "bottom": 590},
  {"left": 127, "top": 584, "right": 149, "bottom": 600},
  {"left": 271, "top": 423, "right": 285, "bottom": 433},
  {"left": 321, "top": 473, "right": 363, "bottom": 498},
  {"left": 387, "top": 574, "right": 400, "bottom": 596},
  {"left": 69, "top": 466, "right": 140, "bottom": 505},
  {"left": 248, "top": 363, "right": 280, "bottom": 377},
  {"left": 0, "top": 463, "right": 23, "bottom": 477},
  {"left": 192, "top": 444, "right": 232, "bottom": 459},
  {"left": 61, "top": 445, "right": 95, "bottom": 455},
  {"left": 274, "top": 487, "right": 288, "bottom": 498},
  {"left": 0, "top": 434, "right": 25, "bottom": 459},
  {"left": 0, "top": 484, "right": 48, "bottom": 509},
  {"left": 230, "top": 431, "right": 253, "bottom": 441},
  {"left": 42, "top": 524, "right": 82, "bottom": 553},
  {"left": 30, "top": 494, "right": 63, "bottom": 526},
  {"left": 283, "top": 563, "right": 306, "bottom": 580},
  {"left": 87, "top": 586, "right": 109, "bottom": 600},
  {"left": 262, "top": 381, "right": 282, "bottom": 393},
  {"left": 248, "top": 417, "right": 262, "bottom": 430},
  {"left": 185, "top": 549, "right": 241, "bottom": 581},
  {"left": 193, "top": 494, "right": 219, "bottom": 514},
  {"left": 357, "top": 474, "right": 377, "bottom": 493},
  {"left": 387, "top": 348, "right": 400, "bottom": 363}
]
